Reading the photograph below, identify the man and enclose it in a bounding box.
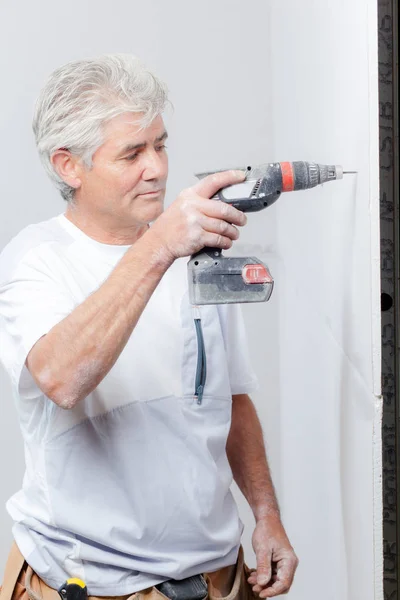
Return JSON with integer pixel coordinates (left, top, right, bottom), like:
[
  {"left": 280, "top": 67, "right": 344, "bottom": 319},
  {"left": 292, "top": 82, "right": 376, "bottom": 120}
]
[{"left": 0, "top": 54, "right": 298, "bottom": 600}]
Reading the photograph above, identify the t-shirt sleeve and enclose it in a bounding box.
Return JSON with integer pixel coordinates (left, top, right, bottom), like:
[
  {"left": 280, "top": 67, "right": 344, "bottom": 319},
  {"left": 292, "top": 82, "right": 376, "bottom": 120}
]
[
  {"left": 0, "top": 246, "right": 76, "bottom": 396},
  {"left": 218, "top": 303, "right": 260, "bottom": 395}
]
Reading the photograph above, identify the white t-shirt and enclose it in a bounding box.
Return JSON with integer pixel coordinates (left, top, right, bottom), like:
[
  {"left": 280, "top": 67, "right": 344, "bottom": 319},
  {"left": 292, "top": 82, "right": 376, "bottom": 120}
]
[{"left": 0, "top": 213, "right": 259, "bottom": 595}]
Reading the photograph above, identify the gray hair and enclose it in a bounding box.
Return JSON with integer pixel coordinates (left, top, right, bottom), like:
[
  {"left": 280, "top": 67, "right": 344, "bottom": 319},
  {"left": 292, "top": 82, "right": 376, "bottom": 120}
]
[{"left": 32, "top": 54, "right": 169, "bottom": 201}]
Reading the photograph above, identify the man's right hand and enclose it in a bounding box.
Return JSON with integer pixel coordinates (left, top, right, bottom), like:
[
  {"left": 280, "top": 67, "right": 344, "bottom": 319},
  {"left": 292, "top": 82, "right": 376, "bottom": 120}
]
[{"left": 149, "top": 170, "right": 248, "bottom": 261}]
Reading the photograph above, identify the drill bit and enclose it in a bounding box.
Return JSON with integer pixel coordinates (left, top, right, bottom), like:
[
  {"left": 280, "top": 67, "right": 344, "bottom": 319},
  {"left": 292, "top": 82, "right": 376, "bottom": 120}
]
[{"left": 343, "top": 171, "right": 357, "bottom": 174}]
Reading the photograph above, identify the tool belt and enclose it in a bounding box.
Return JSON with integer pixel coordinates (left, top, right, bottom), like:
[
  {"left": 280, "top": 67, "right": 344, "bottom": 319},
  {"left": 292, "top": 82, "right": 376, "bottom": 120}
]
[
  {"left": 0, "top": 543, "right": 243, "bottom": 600},
  {"left": 155, "top": 576, "right": 207, "bottom": 600}
]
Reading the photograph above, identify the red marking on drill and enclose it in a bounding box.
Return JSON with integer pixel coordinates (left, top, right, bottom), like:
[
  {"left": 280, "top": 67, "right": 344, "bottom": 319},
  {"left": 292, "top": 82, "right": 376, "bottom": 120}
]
[
  {"left": 242, "top": 264, "right": 272, "bottom": 284},
  {"left": 281, "top": 162, "right": 295, "bottom": 191}
]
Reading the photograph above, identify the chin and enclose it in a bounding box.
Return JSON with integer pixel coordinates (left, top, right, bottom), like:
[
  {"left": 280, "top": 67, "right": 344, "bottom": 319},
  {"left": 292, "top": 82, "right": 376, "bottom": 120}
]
[{"left": 140, "top": 203, "right": 164, "bottom": 225}]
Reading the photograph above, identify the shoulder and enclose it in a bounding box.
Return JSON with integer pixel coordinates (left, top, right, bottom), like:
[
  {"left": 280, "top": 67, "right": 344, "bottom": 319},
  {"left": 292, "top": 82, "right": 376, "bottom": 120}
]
[{"left": 0, "top": 214, "right": 73, "bottom": 283}]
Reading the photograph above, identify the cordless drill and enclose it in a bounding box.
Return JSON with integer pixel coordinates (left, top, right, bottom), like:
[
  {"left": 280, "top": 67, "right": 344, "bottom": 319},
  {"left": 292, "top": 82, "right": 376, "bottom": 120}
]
[{"left": 188, "top": 161, "right": 355, "bottom": 305}]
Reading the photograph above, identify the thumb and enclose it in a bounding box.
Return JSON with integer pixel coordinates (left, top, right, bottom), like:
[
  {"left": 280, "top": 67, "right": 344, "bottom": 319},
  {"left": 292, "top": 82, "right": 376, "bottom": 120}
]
[
  {"left": 256, "top": 549, "right": 272, "bottom": 586},
  {"left": 193, "top": 170, "right": 246, "bottom": 199}
]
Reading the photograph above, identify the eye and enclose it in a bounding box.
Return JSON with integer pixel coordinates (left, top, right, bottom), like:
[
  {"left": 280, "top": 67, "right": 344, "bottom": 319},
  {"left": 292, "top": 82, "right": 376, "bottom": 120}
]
[
  {"left": 156, "top": 144, "right": 167, "bottom": 152},
  {"left": 125, "top": 154, "right": 138, "bottom": 161}
]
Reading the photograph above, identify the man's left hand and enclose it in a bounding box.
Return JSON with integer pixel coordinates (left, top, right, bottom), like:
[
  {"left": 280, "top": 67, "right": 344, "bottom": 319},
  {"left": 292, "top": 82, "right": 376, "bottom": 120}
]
[{"left": 247, "top": 516, "right": 298, "bottom": 598}]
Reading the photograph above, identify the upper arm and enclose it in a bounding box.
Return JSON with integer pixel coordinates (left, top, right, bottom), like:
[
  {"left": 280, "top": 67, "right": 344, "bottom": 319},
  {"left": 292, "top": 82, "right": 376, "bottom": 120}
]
[
  {"left": 0, "top": 248, "right": 75, "bottom": 398},
  {"left": 232, "top": 393, "right": 251, "bottom": 403},
  {"left": 25, "top": 334, "right": 50, "bottom": 391}
]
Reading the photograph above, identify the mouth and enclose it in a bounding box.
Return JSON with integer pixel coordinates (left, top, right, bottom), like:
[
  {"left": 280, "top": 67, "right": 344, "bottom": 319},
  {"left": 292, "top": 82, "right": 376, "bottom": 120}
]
[{"left": 138, "top": 189, "right": 163, "bottom": 197}]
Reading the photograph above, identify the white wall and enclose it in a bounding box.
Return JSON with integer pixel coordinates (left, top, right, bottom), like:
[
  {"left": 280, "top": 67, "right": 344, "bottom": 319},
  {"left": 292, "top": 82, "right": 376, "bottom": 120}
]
[
  {"left": 0, "top": 1, "right": 381, "bottom": 599},
  {"left": 265, "top": 3, "right": 381, "bottom": 599}
]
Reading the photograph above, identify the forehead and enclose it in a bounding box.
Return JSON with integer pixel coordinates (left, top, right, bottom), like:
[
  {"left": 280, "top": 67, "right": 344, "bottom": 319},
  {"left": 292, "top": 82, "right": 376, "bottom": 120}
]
[{"left": 102, "top": 112, "right": 166, "bottom": 148}]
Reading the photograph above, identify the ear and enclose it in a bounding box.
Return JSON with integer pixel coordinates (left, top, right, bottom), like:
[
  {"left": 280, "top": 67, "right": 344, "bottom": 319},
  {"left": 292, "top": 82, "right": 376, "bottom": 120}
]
[{"left": 51, "top": 150, "right": 82, "bottom": 191}]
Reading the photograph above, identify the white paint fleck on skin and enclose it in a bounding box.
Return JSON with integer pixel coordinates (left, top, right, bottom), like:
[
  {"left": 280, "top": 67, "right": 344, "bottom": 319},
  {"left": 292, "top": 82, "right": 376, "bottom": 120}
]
[
  {"left": 148, "top": 244, "right": 174, "bottom": 269},
  {"left": 51, "top": 357, "right": 105, "bottom": 410}
]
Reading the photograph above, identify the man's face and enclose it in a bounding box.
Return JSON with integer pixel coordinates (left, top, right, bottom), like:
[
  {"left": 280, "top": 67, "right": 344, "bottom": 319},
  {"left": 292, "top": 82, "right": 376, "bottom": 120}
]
[{"left": 75, "top": 112, "right": 168, "bottom": 229}]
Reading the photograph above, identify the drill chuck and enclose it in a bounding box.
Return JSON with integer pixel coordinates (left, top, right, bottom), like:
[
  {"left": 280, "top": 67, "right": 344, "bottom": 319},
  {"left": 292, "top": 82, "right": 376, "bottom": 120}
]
[
  {"left": 243, "top": 161, "right": 343, "bottom": 193},
  {"left": 282, "top": 161, "right": 343, "bottom": 190}
]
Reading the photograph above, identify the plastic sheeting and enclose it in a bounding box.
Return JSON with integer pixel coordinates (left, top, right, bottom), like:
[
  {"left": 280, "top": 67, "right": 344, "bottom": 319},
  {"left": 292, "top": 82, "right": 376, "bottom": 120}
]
[{"left": 234, "top": 1, "right": 382, "bottom": 599}]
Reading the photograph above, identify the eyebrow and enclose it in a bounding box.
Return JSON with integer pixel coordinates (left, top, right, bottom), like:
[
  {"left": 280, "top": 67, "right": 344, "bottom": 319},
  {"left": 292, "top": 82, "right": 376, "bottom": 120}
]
[{"left": 118, "top": 131, "right": 168, "bottom": 156}]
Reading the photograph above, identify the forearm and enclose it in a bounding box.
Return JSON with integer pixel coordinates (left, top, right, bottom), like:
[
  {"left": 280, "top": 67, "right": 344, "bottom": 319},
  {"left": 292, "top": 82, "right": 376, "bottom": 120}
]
[
  {"left": 26, "top": 230, "right": 173, "bottom": 409},
  {"left": 226, "top": 393, "right": 280, "bottom": 522},
  {"left": 227, "top": 395, "right": 299, "bottom": 594}
]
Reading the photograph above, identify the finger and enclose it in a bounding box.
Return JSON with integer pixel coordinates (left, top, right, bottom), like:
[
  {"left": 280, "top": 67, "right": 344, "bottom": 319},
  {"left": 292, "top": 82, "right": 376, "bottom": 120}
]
[
  {"left": 247, "top": 572, "right": 258, "bottom": 586},
  {"left": 258, "top": 578, "right": 291, "bottom": 598},
  {"left": 196, "top": 195, "right": 247, "bottom": 227},
  {"left": 198, "top": 214, "right": 240, "bottom": 241},
  {"left": 271, "top": 557, "right": 298, "bottom": 591},
  {"left": 258, "top": 561, "right": 296, "bottom": 598},
  {"left": 193, "top": 170, "right": 246, "bottom": 200},
  {"left": 256, "top": 550, "right": 273, "bottom": 586},
  {"left": 201, "top": 231, "right": 234, "bottom": 250}
]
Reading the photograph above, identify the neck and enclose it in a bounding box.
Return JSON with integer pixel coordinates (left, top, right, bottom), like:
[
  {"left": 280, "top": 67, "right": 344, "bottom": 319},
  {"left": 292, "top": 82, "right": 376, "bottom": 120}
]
[{"left": 64, "top": 202, "right": 149, "bottom": 245}]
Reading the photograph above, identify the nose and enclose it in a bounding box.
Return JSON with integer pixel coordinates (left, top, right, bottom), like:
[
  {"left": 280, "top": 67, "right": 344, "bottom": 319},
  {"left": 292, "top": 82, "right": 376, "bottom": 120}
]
[{"left": 142, "top": 149, "right": 168, "bottom": 181}]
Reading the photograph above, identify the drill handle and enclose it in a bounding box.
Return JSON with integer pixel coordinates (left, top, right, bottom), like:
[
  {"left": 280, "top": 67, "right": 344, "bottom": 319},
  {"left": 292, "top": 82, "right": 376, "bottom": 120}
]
[
  {"left": 217, "top": 195, "right": 278, "bottom": 212},
  {"left": 191, "top": 246, "right": 222, "bottom": 261},
  {"left": 192, "top": 190, "right": 281, "bottom": 261},
  {"left": 211, "top": 183, "right": 282, "bottom": 213}
]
